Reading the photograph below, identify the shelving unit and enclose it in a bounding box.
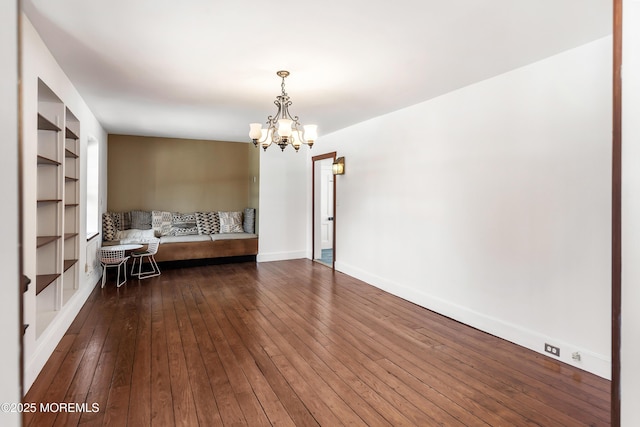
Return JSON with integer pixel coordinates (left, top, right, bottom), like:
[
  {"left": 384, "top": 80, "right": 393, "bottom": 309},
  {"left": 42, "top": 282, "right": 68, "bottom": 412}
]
[
  {"left": 35, "top": 81, "right": 63, "bottom": 337},
  {"left": 63, "top": 108, "right": 80, "bottom": 306},
  {"left": 31, "top": 79, "right": 81, "bottom": 338}
]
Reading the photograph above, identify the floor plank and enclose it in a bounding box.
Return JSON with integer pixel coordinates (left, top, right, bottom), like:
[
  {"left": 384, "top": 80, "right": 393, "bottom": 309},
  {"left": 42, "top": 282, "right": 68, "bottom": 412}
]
[
  {"left": 127, "top": 283, "right": 152, "bottom": 427},
  {"left": 149, "top": 282, "right": 175, "bottom": 426},
  {"left": 24, "top": 259, "right": 611, "bottom": 426}
]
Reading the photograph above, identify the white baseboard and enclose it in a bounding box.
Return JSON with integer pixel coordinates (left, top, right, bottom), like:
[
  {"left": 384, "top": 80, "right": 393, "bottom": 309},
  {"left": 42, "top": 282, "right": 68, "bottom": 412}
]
[
  {"left": 24, "top": 272, "right": 100, "bottom": 392},
  {"left": 257, "top": 251, "right": 307, "bottom": 263},
  {"left": 335, "top": 260, "right": 611, "bottom": 380}
]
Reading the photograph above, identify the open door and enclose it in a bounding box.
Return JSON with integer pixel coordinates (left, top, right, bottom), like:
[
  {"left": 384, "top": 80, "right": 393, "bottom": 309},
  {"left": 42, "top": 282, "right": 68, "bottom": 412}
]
[{"left": 312, "top": 152, "right": 336, "bottom": 269}]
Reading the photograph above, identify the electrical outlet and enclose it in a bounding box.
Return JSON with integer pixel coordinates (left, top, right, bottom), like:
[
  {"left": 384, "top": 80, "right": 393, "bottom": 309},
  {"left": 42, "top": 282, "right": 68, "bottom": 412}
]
[{"left": 545, "top": 343, "right": 560, "bottom": 357}]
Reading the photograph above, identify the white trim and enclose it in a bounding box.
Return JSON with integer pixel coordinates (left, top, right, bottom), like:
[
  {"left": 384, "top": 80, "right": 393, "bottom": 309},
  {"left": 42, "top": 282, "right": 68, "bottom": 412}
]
[
  {"left": 335, "top": 260, "right": 611, "bottom": 379},
  {"left": 257, "top": 251, "right": 307, "bottom": 263},
  {"left": 24, "top": 275, "right": 100, "bottom": 392}
]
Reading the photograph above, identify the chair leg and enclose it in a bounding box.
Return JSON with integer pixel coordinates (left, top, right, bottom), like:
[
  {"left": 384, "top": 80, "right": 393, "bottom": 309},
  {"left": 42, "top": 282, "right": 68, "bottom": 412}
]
[
  {"left": 116, "top": 262, "right": 127, "bottom": 288},
  {"left": 146, "top": 255, "right": 156, "bottom": 277},
  {"left": 151, "top": 255, "right": 161, "bottom": 277},
  {"left": 123, "top": 261, "right": 128, "bottom": 286},
  {"left": 130, "top": 255, "right": 150, "bottom": 279},
  {"left": 137, "top": 255, "right": 143, "bottom": 278},
  {"left": 135, "top": 255, "right": 161, "bottom": 279},
  {"left": 101, "top": 264, "right": 107, "bottom": 288}
]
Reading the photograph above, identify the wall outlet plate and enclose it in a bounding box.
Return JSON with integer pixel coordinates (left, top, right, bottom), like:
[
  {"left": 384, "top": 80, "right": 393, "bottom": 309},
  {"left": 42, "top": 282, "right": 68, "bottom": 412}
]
[{"left": 545, "top": 343, "right": 560, "bottom": 357}]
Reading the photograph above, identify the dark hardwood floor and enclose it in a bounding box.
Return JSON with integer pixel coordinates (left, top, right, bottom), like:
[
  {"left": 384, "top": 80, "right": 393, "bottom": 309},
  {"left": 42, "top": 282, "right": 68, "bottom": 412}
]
[{"left": 24, "top": 259, "right": 610, "bottom": 426}]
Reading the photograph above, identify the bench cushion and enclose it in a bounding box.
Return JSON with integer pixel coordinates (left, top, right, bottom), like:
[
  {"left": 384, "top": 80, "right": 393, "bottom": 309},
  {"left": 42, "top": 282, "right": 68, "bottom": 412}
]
[
  {"left": 160, "top": 235, "right": 212, "bottom": 244},
  {"left": 210, "top": 233, "right": 258, "bottom": 241}
]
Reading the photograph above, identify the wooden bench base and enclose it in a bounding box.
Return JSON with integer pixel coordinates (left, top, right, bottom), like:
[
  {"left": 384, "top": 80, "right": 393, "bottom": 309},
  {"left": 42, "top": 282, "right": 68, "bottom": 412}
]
[{"left": 154, "top": 238, "right": 258, "bottom": 263}]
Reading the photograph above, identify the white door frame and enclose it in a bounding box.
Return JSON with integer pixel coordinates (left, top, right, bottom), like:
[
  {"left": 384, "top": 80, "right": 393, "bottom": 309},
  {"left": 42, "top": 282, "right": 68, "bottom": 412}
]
[{"left": 312, "top": 152, "right": 336, "bottom": 269}]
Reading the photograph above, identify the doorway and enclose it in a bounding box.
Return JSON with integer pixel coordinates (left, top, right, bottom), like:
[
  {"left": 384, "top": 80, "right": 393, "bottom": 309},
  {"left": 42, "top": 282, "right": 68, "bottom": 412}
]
[{"left": 312, "top": 152, "right": 337, "bottom": 269}]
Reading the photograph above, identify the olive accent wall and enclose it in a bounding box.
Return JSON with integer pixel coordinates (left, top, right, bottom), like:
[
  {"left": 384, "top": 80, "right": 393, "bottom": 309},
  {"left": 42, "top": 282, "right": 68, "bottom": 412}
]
[{"left": 107, "top": 134, "right": 256, "bottom": 213}]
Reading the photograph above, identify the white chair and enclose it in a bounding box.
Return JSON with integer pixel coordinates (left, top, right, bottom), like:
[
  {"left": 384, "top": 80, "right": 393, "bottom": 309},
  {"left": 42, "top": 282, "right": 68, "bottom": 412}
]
[
  {"left": 130, "top": 240, "right": 161, "bottom": 279},
  {"left": 100, "top": 248, "right": 130, "bottom": 288}
]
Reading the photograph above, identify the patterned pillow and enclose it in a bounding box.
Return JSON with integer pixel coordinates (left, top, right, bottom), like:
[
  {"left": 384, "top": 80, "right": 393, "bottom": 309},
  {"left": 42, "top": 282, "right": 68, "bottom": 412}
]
[
  {"left": 195, "top": 211, "right": 220, "bottom": 235},
  {"left": 168, "top": 212, "right": 198, "bottom": 236},
  {"left": 110, "top": 212, "right": 124, "bottom": 231},
  {"left": 243, "top": 208, "right": 255, "bottom": 233},
  {"left": 130, "top": 210, "right": 152, "bottom": 230},
  {"left": 171, "top": 212, "right": 197, "bottom": 228},
  {"left": 219, "top": 211, "right": 243, "bottom": 233},
  {"left": 152, "top": 210, "right": 173, "bottom": 237},
  {"left": 102, "top": 213, "right": 117, "bottom": 241},
  {"left": 110, "top": 211, "right": 132, "bottom": 230},
  {"left": 167, "top": 226, "right": 199, "bottom": 236}
]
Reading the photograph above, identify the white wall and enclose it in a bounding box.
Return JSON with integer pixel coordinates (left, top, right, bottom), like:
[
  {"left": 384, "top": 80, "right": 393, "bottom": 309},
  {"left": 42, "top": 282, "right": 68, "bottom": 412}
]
[
  {"left": 21, "top": 15, "right": 108, "bottom": 391},
  {"left": 308, "top": 37, "right": 612, "bottom": 378},
  {"left": 0, "top": 1, "right": 22, "bottom": 426},
  {"left": 621, "top": 0, "right": 640, "bottom": 424},
  {"left": 258, "top": 146, "right": 308, "bottom": 261}
]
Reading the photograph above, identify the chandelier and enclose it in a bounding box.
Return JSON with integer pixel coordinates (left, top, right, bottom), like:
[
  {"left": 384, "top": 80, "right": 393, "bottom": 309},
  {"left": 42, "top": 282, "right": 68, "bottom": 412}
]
[{"left": 249, "top": 70, "right": 318, "bottom": 152}]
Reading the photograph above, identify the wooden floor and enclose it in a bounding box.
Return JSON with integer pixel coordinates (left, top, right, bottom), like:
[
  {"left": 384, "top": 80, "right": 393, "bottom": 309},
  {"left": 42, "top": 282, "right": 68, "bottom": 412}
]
[{"left": 24, "top": 259, "right": 610, "bottom": 426}]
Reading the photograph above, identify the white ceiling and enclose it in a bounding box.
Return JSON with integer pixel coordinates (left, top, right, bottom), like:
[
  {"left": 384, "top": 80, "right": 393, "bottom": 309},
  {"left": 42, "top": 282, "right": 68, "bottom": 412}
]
[{"left": 23, "top": 0, "right": 611, "bottom": 143}]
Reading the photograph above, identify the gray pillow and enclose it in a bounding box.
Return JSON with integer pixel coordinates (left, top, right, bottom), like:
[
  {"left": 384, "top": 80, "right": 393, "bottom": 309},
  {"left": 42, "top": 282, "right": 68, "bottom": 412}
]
[
  {"left": 130, "top": 210, "right": 152, "bottom": 230},
  {"left": 243, "top": 208, "right": 255, "bottom": 233}
]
